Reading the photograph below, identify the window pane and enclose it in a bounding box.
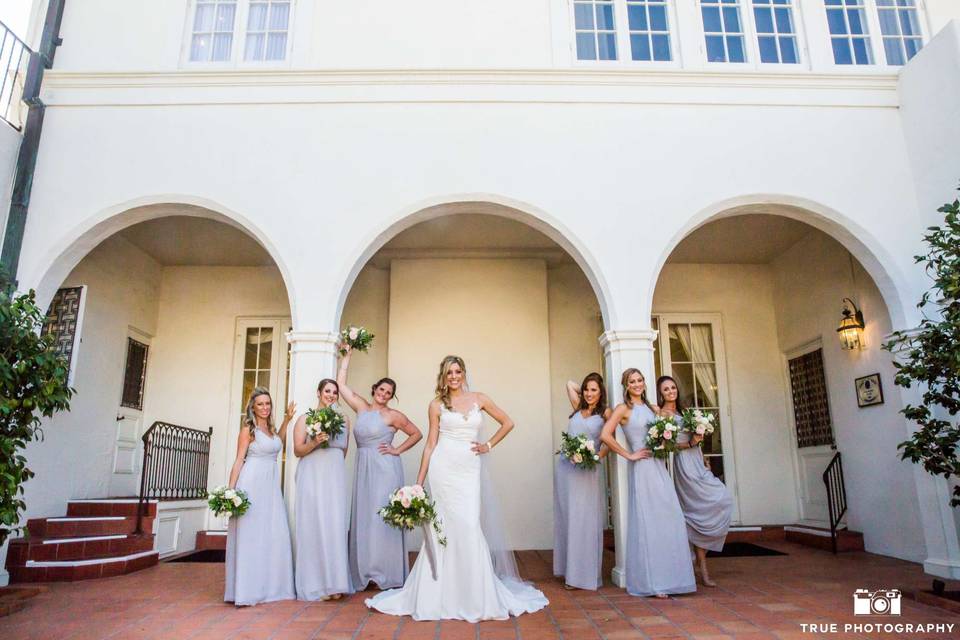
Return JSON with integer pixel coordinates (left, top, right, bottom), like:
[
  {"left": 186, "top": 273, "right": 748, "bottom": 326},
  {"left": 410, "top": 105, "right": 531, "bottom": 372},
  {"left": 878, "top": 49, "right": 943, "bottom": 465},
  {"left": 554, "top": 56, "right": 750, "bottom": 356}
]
[
  {"left": 706, "top": 35, "right": 726, "bottom": 61},
  {"left": 190, "top": 34, "right": 210, "bottom": 61},
  {"left": 904, "top": 37, "right": 921, "bottom": 59},
  {"left": 832, "top": 38, "right": 853, "bottom": 64},
  {"left": 652, "top": 34, "right": 671, "bottom": 60},
  {"left": 575, "top": 4, "right": 595, "bottom": 30},
  {"left": 883, "top": 38, "right": 904, "bottom": 65},
  {"left": 265, "top": 33, "right": 287, "bottom": 60},
  {"left": 242, "top": 371, "right": 256, "bottom": 411},
  {"left": 595, "top": 4, "right": 615, "bottom": 30},
  {"left": 852, "top": 37, "right": 871, "bottom": 63},
  {"left": 671, "top": 363, "right": 695, "bottom": 408},
  {"left": 576, "top": 32, "right": 597, "bottom": 60},
  {"left": 631, "top": 34, "right": 651, "bottom": 61},
  {"left": 755, "top": 8, "right": 774, "bottom": 33},
  {"left": 245, "top": 328, "right": 260, "bottom": 368},
  {"left": 211, "top": 33, "right": 233, "bottom": 61},
  {"left": 628, "top": 5, "right": 648, "bottom": 30},
  {"left": 759, "top": 35, "right": 779, "bottom": 62},
  {"left": 722, "top": 7, "right": 741, "bottom": 32},
  {"left": 878, "top": 9, "right": 899, "bottom": 34},
  {"left": 727, "top": 36, "right": 745, "bottom": 62},
  {"left": 780, "top": 36, "right": 799, "bottom": 63},
  {"left": 826, "top": 9, "right": 848, "bottom": 34},
  {"left": 702, "top": 6, "right": 722, "bottom": 32},
  {"left": 258, "top": 328, "right": 274, "bottom": 369},
  {"left": 194, "top": 3, "right": 214, "bottom": 31},
  {"left": 774, "top": 7, "right": 792, "bottom": 32},
  {"left": 649, "top": 5, "right": 667, "bottom": 31},
  {"left": 248, "top": 2, "right": 268, "bottom": 30},
  {"left": 245, "top": 33, "right": 265, "bottom": 61},
  {"left": 215, "top": 3, "right": 236, "bottom": 31},
  {"left": 269, "top": 2, "right": 291, "bottom": 30},
  {"left": 598, "top": 32, "right": 617, "bottom": 60},
  {"left": 847, "top": 8, "right": 865, "bottom": 34}
]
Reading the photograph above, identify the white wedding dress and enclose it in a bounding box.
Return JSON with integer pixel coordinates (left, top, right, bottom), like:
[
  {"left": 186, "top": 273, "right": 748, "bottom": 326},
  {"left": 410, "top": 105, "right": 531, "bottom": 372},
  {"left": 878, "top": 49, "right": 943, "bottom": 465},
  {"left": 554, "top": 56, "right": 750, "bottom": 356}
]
[{"left": 365, "top": 403, "right": 549, "bottom": 622}]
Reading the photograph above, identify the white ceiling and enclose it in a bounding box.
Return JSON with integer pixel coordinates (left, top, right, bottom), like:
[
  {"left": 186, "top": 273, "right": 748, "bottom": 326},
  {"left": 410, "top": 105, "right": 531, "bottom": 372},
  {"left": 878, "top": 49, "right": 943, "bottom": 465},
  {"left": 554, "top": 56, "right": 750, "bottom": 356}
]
[
  {"left": 666, "top": 214, "right": 814, "bottom": 264},
  {"left": 118, "top": 215, "right": 274, "bottom": 266}
]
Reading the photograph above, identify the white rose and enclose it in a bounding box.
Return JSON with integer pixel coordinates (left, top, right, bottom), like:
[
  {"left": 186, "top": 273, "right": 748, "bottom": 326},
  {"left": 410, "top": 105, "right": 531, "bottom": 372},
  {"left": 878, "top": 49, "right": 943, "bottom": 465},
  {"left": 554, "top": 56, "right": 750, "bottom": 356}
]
[
  {"left": 593, "top": 455, "right": 600, "bottom": 461},
  {"left": 231, "top": 496, "right": 242, "bottom": 507},
  {"left": 695, "top": 425, "right": 706, "bottom": 435},
  {"left": 224, "top": 489, "right": 236, "bottom": 499},
  {"left": 585, "top": 440, "right": 595, "bottom": 452},
  {"left": 349, "top": 327, "right": 360, "bottom": 341},
  {"left": 572, "top": 453, "right": 583, "bottom": 464}
]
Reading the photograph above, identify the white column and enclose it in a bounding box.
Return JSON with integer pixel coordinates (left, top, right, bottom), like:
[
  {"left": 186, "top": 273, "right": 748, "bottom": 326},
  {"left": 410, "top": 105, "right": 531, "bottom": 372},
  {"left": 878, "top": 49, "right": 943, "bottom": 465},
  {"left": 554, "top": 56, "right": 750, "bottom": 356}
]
[
  {"left": 283, "top": 330, "right": 339, "bottom": 537},
  {"left": 599, "top": 328, "right": 658, "bottom": 588}
]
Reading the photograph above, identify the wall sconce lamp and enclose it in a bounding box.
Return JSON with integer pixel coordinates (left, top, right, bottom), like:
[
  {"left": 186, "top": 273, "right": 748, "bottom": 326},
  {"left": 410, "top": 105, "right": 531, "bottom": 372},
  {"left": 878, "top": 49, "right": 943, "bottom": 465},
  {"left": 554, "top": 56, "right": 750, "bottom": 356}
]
[{"left": 837, "top": 298, "right": 866, "bottom": 351}]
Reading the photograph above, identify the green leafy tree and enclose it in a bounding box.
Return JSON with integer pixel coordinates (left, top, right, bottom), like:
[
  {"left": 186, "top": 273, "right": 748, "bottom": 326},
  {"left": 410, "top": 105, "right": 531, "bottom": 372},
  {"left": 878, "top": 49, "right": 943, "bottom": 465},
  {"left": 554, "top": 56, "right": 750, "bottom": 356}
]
[
  {"left": 0, "top": 280, "right": 73, "bottom": 545},
  {"left": 884, "top": 190, "right": 960, "bottom": 507}
]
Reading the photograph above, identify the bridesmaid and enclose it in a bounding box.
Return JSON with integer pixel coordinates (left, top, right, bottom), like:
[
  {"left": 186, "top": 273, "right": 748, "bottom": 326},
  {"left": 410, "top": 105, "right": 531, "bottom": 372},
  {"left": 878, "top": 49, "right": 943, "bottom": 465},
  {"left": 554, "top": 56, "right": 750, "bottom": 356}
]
[
  {"left": 338, "top": 344, "right": 423, "bottom": 590},
  {"left": 293, "top": 378, "right": 354, "bottom": 601},
  {"left": 657, "top": 376, "right": 733, "bottom": 587},
  {"left": 554, "top": 373, "right": 611, "bottom": 591},
  {"left": 600, "top": 369, "right": 695, "bottom": 598},
  {"left": 225, "top": 387, "right": 296, "bottom": 606}
]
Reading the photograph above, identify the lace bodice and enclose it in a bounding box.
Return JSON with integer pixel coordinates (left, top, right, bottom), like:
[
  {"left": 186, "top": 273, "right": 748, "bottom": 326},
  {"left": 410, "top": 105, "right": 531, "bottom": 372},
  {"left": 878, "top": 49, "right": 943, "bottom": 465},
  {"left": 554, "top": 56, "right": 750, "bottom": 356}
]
[{"left": 439, "top": 402, "right": 482, "bottom": 442}]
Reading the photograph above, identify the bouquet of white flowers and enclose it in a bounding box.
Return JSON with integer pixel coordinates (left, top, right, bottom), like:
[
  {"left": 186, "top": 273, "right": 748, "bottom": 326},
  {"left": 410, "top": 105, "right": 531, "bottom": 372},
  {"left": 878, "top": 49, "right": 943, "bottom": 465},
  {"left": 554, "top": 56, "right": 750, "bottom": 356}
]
[
  {"left": 645, "top": 414, "right": 679, "bottom": 460},
  {"left": 378, "top": 484, "right": 446, "bottom": 546},
  {"left": 680, "top": 408, "right": 716, "bottom": 443},
  {"left": 305, "top": 406, "right": 345, "bottom": 447},
  {"left": 339, "top": 325, "right": 374, "bottom": 355},
  {"left": 556, "top": 431, "right": 601, "bottom": 470},
  {"left": 208, "top": 485, "right": 251, "bottom": 518}
]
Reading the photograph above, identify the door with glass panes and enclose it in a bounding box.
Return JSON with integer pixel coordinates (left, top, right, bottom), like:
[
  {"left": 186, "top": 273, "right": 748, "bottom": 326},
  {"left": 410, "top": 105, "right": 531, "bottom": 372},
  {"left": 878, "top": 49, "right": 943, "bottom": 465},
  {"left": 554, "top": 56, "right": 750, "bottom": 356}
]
[
  {"left": 652, "top": 314, "right": 739, "bottom": 521},
  {"left": 225, "top": 318, "right": 292, "bottom": 496}
]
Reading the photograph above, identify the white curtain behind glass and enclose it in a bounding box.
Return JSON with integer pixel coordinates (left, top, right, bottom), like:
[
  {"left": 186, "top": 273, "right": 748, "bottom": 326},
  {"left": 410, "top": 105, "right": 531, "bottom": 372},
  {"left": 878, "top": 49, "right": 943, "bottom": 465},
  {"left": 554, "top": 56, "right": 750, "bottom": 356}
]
[{"left": 672, "top": 324, "right": 718, "bottom": 407}]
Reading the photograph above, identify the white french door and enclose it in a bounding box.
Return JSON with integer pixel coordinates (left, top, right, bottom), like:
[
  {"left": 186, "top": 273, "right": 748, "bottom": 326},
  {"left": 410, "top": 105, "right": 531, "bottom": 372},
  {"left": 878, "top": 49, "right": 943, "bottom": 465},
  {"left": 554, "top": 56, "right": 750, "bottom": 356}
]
[
  {"left": 225, "top": 317, "right": 292, "bottom": 487},
  {"left": 652, "top": 313, "right": 740, "bottom": 522}
]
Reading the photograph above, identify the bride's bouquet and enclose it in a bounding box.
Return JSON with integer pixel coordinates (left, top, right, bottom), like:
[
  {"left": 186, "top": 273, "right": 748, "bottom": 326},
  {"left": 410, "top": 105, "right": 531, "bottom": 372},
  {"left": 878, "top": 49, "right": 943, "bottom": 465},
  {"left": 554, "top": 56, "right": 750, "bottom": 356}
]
[
  {"left": 207, "top": 486, "right": 250, "bottom": 518},
  {"left": 305, "top": 406, "right": 345, "bottom": 447},
  {"left": 556, "top": 432, "right": 601, "bottom": 470},
  {"left": 339, "top": 325, "right": 374, "bottom": 355},
  {"left": 645, "top": 415, "right": 679, "bottom": 460},
  {"left": 680, "top": 408, "right": 716, "bottom": 444},
  {"left": 378, "top": 484, "right": 446, "bottom": 546}
]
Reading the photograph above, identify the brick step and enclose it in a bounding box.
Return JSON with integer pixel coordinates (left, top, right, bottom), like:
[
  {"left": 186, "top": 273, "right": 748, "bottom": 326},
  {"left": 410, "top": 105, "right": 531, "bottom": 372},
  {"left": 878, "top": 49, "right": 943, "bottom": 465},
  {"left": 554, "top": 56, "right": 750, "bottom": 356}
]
[
  {"left": 196, "top": 530, "right": 227, "bottom": 551},
  {"left": 6, "top": 533, "right": 154, "bottom": 564},
  {"left": 66, "top": 499, "right": 157, "bottom": 518},
  {"left": 26, "top": 515, "right": 154, "bottom": 538},
  {"left": 726, "top": 525, "right": 787, "bottom": 543},
  {"left": 784, "top": 525, "right": 864, "bottom": 552},
  {"left": 7, "top": 550, "right": 159, "bottom": 583}
]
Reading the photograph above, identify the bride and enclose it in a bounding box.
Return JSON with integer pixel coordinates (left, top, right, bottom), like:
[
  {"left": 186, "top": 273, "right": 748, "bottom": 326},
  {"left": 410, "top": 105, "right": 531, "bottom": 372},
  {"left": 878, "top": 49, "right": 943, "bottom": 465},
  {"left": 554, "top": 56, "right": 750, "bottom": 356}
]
[{"left": 365, "top": 355, "right": 549, "bottom": 622}]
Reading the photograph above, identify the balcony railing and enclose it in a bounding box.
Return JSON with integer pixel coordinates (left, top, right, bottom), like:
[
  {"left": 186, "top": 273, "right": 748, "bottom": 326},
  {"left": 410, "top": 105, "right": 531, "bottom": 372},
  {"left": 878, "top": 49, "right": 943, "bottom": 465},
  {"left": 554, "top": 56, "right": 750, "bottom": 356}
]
[{"left": 0, "top": 21, "right": 30, "bottom": 130}]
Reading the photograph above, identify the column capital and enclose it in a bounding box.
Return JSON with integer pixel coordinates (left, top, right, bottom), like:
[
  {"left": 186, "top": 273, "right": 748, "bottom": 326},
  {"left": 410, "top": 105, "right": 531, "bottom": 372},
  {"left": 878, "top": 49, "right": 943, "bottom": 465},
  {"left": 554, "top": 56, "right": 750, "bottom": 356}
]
[
  {"left": 286, "top": 330, "right": 340, "bottom": 355},
  {"left": 599, "top": 329, "right": 659, "bottom": 353}
]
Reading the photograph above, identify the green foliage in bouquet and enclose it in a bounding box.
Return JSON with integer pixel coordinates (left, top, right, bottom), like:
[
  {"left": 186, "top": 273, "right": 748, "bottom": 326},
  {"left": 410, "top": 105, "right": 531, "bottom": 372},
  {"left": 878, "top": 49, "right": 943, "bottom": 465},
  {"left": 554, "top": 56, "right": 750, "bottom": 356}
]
[
  {"left": 339, "top": 325, "right": 374, "bottom": 356},
  {"left": 305, "top": 406, "right": 345, "bottom": 448},
  {"left": 378, "top": 484, "right": 446, "bottom": 546},
  {"left": 645, "top": 414, "right": 678, "bottom": 460},
  {"left": 208, "top": 486, "right": 251, "bottom": 518},
  {"left": 556, "top": 431, "right": 600, "bottom": 470}
]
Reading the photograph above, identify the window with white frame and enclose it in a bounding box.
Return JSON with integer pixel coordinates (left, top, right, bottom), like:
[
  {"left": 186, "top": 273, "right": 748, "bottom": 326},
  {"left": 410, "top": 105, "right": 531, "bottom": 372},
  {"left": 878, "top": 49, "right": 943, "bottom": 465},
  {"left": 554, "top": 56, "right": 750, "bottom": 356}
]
[
  {"left": 574, "top": 0, "right": 618, "bottom": 60},
  {"left": 701, "top": 0, "right": 747, "bottom": 63},
  {"left": 824, "top": 0, "right": 873, "bottom": 65},
  {"left": 876, "top": 0, "right": 923, "bottom": 65},
  {"left": 753, "top": 0, "right": 799, "bottom": 63},
  {"left": 189, "top": 0, "right": 292, "bottom": 63},
  {"left": 626, "top": 1, "right": 672, "bottom": 61}
]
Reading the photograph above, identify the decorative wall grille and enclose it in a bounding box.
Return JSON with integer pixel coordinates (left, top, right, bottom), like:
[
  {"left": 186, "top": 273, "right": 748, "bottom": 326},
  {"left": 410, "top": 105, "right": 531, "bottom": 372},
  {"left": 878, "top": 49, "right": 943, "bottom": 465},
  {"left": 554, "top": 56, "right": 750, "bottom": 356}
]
[
  {"left": 42, "top": 287, "right": 83, "bottom": 366},
  {"left": 121, "top": 338, "right": 149, "bottom": 410},
  {"left": 788, "top": 348, "right": 834, "bottom": 448}
]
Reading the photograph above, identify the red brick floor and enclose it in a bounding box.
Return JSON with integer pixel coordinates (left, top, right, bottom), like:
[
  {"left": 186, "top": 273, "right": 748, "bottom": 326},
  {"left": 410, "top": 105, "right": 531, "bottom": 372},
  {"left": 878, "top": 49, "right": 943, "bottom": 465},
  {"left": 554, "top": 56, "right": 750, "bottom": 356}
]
[{"left": 3, "top": 541, "right": 959, "bottom": 639}]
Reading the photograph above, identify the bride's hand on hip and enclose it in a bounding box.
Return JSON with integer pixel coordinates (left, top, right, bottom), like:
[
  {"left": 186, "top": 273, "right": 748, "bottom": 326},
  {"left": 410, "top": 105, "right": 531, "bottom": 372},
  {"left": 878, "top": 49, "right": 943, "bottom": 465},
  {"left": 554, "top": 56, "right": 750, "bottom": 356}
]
[
  {"left": 470, "top": 441, "right": 491, "bottom": 455},
  {"left": 378, "top": 443, "right": 400, "bottom": 456}
]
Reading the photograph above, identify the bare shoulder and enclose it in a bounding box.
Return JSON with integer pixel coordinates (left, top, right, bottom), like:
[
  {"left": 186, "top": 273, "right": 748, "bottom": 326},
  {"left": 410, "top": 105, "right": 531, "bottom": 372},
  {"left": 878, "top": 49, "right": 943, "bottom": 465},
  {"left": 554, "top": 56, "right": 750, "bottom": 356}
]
[
  {"left": 603, "top": 408, "right": 613, "bottom": 420},
  {"left": 473, "top": 391, "right": 491, "bottom": 408}
]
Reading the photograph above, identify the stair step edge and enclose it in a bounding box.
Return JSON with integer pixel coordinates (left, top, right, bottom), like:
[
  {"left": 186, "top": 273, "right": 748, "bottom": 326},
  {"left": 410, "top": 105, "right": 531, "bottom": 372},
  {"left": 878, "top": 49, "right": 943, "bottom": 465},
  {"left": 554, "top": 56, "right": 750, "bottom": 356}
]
[{"left": 25, "top": 550, "right": 158, "bottom": 568}]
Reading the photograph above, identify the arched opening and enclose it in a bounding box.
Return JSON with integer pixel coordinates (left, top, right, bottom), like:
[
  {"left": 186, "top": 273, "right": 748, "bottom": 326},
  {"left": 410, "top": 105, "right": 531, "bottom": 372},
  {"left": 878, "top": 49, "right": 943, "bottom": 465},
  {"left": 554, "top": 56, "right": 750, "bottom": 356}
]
[
  {"left": 339, "top": 204, "right": 609, "bottom": 553},
  {"left": 26, "top": 205, "right": 293, "bottom": 557},
  {"left": 651, "top": 206, "right": 925, "bottom": 562}
]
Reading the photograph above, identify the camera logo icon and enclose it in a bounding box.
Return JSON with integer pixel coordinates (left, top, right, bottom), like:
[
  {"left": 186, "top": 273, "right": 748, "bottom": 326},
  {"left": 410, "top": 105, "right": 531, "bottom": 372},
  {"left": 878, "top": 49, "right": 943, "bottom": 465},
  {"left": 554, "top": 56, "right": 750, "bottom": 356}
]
[{"left": 853, "top": 588, "right": 901, "bottom": 616}]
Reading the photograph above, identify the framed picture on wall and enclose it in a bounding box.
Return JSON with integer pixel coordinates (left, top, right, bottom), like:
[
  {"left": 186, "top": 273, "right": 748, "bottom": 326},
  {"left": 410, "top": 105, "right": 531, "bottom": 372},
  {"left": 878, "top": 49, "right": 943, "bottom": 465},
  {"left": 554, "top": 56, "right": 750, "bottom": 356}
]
[{"left": 855, "top": 373, "right": 884, "bottom": 408}]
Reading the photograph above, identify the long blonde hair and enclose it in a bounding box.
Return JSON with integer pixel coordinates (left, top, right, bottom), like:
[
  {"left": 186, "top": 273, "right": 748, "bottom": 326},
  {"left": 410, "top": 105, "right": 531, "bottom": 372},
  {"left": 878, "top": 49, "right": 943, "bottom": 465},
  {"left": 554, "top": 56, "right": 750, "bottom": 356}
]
[
  {"left": 620, "top": 368, "right": 654, "bottom": 412},
  {"left": 244, "top": 386, "right": 275, "bottom": 438},
  {"left": 434, "top": 355, "right": 467, "bottom": 410}
]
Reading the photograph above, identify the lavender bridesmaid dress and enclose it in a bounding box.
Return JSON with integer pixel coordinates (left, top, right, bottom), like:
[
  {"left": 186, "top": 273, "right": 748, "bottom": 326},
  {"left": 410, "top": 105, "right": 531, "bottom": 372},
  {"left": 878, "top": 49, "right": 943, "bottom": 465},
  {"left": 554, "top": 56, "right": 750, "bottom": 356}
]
[
  {"left": 622, "top": 404, "right": 696, "bottom": 597},
  {"left": 225, "top": 429, "right": 295, "bottom": 605},
  {"left": 553, "top": 411, "right": 606, "bottom": 590},
  {"left": 674, "top": 426, "right": 734, "bottom": 552},
  {"left": 295, "top": 422, "right": 354, "bottom": 600},
  {"left": 349, "top": 410, "right": 408, "bottom": 590}
]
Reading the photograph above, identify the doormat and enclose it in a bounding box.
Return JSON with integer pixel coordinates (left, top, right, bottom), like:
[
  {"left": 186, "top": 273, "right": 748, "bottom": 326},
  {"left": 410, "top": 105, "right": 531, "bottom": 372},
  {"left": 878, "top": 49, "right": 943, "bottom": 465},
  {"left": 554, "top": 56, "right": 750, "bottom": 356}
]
[
  {"left": 165, "top": 549, "right": 225, "bottom": 563},
  {"left": 708, "top": 542, "right": 787, "bottom": 558}
]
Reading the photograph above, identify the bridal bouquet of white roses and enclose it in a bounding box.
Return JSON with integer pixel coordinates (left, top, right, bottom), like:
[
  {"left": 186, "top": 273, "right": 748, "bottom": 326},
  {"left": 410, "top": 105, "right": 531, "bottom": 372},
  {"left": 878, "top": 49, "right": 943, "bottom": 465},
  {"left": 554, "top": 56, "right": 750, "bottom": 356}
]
[
  {"left": 645, "top": 414, "right": 678, "bottom": 460},
  {"left": 378, "top": 484, "right": 446, "bottom": 546},
  {"left": 680, "top": 408, "right": 716, "bottom": 443},
  {"left": 208, "top": 485, "right": 251, "bottom": 518},
  {"left": 556, "top": 431, "right": 601, "bottom": 470},
  {"left": 339, "top": 325, "right": 374, "bottom": 355},
  {"left": 305, "top": 406, "right": 345, "bottom": 447}
]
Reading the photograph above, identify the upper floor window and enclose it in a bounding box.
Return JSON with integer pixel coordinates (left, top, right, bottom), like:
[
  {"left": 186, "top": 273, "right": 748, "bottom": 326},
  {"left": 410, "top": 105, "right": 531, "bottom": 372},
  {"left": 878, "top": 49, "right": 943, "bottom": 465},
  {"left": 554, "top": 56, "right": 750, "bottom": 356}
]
[
  {"left": 753, "top": 0, "right": 799, "bottom": 63},
  {"left": 574, "top": 0, "right": 618, "bottom": 60},
  {"left": 627, "top": 1, "right": 673, "bottom": 61},
  {"left": 701, "top": 0, "right": 747, "bottom": 63},
  {"left": 189, "top": 0, "right": 292, "bottom": 63},
  {"left": 824, "top": 0, "right": 874, "bottom": 65},
  {"left": 876, "top": 0, "right": 922, "bottom": 65}
]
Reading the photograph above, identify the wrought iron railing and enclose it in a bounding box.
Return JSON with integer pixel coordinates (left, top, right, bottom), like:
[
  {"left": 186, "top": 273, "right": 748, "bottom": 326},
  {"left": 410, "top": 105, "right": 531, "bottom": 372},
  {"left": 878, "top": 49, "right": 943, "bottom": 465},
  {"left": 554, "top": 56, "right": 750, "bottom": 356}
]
[
  {"left": 136, "top": 421, "right": 213, "bottom": 534},
  {"left": 0, "top": 21, "right": 31, "bottom": 130},
  {"left": 822, "top": 451, "right": 847, "bottom": 554}
]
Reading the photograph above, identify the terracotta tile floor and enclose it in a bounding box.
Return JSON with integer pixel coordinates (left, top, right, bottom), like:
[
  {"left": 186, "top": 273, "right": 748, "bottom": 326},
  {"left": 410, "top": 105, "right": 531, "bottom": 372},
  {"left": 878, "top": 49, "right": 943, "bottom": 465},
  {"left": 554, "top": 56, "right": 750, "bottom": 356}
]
[{"left": 4, "top": 541, "right": 959, "bottom": 639}]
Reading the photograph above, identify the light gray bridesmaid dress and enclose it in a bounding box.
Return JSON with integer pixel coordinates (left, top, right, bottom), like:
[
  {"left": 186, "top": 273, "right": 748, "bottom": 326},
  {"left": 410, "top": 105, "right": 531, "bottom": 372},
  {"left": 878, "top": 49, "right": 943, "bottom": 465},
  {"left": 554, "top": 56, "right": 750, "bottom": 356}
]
[
  {"left": 349, "top": 409, "right": 408, "bottom": 590},
  {"left": 295, "top": 421, "right": 354, "bottom": 600},
  {"left": 622, "top": 404, "right": 696, "bottom": 597},
  {"left": 553, "top": 411, "right": 606, "bottom": 590},
  {"left": 225, "top": 428, "right": 295, "bottom": 605},
  {"left": 674, "top": 423, "right": 734, "bottom": 552}
]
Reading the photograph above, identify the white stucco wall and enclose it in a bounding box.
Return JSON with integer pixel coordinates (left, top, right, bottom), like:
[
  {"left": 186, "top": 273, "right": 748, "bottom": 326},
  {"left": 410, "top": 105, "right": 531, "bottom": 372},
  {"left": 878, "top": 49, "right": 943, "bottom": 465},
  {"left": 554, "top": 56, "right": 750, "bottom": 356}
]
[
  {"left": 653, "top": 263, "right": 798, "bottom": 526},
  {"left": 771, "top": 232, "right": 926, "bottom": 562},
  {"left": 23, "top": 235, "right": 161, "bottom": 517},
  {"left": 0, "top": 123, "right": 20, "bottom": 251}
]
